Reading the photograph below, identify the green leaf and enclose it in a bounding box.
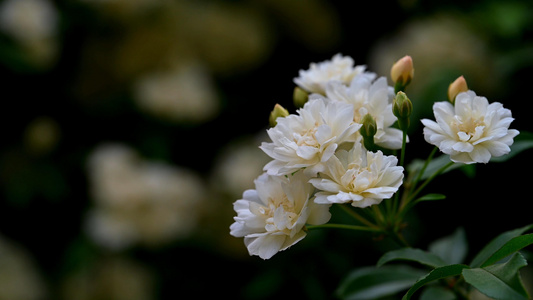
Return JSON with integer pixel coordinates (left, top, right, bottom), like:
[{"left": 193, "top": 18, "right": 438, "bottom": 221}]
[
  {"left": 470, "top": 224, "right": 533, "bottom": 268},
  {"left": 414, "top": 193, "right": 446, "bottom": 203},
  {"left": 491, "top": 131, "right": 533, "bottom": 162},
  {"left": 463, "top": 268, "right": 527, "bottom": 300},
  {"left": 484, "top": 253, "right": 529, "bottom": 297},
  {"left": 336, "top": 265, "right": 426, "bottom": 300},
  {"left": 429, "top": 227, "right": 468, "bottom": 265},
  {"left": 482, "top": 233, "right": 533, "bottom": 267},
  {"left": 463, "top": 254, "right": 529, "bottom": 300},
  {"left": 402, "top": 264, "right": 470, "bottom": 300},
  {"left": 377, "top": 248, "right": 447, "bottom": 268},
  {"left": 419, "top": 286, "right": 456, "bottom": 300}
]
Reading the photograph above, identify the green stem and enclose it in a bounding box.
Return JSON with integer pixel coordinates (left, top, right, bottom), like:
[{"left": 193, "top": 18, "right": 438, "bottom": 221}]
[
  {"left": 390, "top": 230, "right": 410, "bottom": 248},
  {"left": 372, "top": 205, "right": 386, "bottom": 227},
  {"left": 413, "top": 147, "right": 438, "bottom": 187},
  {"left": 338, "top": 204, "right": 378, "bottom": 228},
  {"left": 306, "top": 223, "right": 384, "bottom": 233},
  {"left": 399, "top": 130, "right": 407, "bottom": 167},
  {"left": 407, "top": 161, "right": 455, "bottom": 203},
  {"left": 391, "top": 129, "right": 409, "bottom": 220}
]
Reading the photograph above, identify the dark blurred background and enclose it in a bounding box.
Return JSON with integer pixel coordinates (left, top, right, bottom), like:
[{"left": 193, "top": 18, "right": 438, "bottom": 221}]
[{"left": 0, "top": 0, "right": 532, "bottom": 299}]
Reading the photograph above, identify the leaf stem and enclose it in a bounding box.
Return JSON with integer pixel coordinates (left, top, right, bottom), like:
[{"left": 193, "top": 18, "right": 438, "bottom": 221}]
[
  {"left": 407, "top": 161, "right": 455, "bottom": 204},
  {"left": 305, "top": 223, "right": 384, "bottom": 233},
  {"left": 413, "top": 147, "right": 438, "bottom": 187},
  {"left": 399, "top": 130, "right": 408, "bottom": 167},
  {"left": 338, "top": 204, "right": 378, "bottom": 228}
]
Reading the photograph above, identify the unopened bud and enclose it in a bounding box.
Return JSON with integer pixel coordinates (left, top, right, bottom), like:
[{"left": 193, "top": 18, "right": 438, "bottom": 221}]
[
  {"left": 293, "top": 86, "right": 309, "bottom": 108},
  {"left": 391, "top": 55, "right": 414, "bottom": 92},
  {"left": 360, "top": 113, "right": 377, "bottom": 150},
  {"left": 447, "top": 75, "right": 468, "bottom": 104},
  {"left": 269, "top": 103, "right": 289, "bottom": 127},
  {"left": 393, "top": 91, "right": 412, "bottom": 131}
]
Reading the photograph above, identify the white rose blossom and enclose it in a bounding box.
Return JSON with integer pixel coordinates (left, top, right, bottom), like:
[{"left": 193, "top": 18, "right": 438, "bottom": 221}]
[
  {"left": 261, "top": 97, "right": 360, "bottom": 177},
  {"left": 309, "top": 144, "right": 404, "bottom": 208},
  {"left": 230, "top": 172, "right": 331, "bottom": 259},
  {"left": 323, "top": 74, "right": 404, "bottom": 149},
  {"left": 421, "top": 90, "right": 519, "bottom": 164},
  {"left": 294, "top": 53, "right": 367, "bottom": 95}
]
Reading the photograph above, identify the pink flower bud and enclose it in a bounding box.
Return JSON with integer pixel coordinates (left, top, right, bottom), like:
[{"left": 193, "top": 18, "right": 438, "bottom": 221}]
[
  {"left": 391, "top": 55, "right": 414, "bottom": 85},
  {"left": 447, "top": 75, "right": 468, "bottom": 104}
]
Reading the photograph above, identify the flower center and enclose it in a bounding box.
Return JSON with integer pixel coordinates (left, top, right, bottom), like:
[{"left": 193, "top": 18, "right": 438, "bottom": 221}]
[
  {"left": 345, "top": 167, "right": 374, "bottom": 192},
  {"left": 294, "top": 123, "right": 319, "bottom": 147},
  {"left": 263, "top": 196, "right": 298, "bottom": 233},
  {"left": 453, "top": 116, "right": 486, "bottom": 142}
]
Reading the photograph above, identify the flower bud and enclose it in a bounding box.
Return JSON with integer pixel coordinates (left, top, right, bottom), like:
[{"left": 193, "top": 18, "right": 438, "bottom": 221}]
[
  {"left": 293, "top": 86, "right": 309, "bottom": 108},
  {"left": 393, "top": 91, "right": 412, "bottom": 131},
  {"left": 447, "top": 75, "right": 468, "bottom": 104},
  {"left": 391, "top": 55, "right": 414, "bottom": 92},
  {"left": 269, "top": 103, "right": 289, "bottom": 127},
  {"left": 360, "top": 113, "right": 377, "bottom": 150}
]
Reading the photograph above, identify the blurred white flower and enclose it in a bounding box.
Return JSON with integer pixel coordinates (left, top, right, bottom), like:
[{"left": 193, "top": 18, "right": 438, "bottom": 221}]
[
  {"left": 294, "top": 53, "right": 367, "bottom": 95},
  {"left": 134, "top": 62, "right": 219, "bottom": 123},
  {"left": 0, "top": 235, "right": 47, "bottom": 300},
  {"left": 86, "top": 144, "right": 206, "bottom": 250},
  {"left": 230, "top": 172, "right": 331, "bottom": 259},
  {"left": 61, "top": 256, "right": 155, "bottom": 300},
  {"left": 0, "top": 0, "right": 57, "bottom": 43},
  {"left": 210, "top": 134, "right": 270, "bottom": 199},
  {"left": 0, "top": 0, "right": 58, "bottom": 67},
  {"left": 421, "top": 91, "right": 519, "bottom": 164},
  {"left": 310, "top": 144, "right": 404, "bottom": 208},
  {"left": 369, "top": 14, "right": 497, "bottom": 101},
  {"left": 260, "top": 97, "right": 360, "bottom": 177},
  {"left": 324, "top": 74, "right": 404, "bottom": 149}
]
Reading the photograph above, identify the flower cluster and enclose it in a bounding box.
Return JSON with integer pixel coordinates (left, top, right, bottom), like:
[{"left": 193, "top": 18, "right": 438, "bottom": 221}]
[
  {"left": 231, "top": 54, "right": 407, "bottom": 259},
  {"left": 230, "top": 53, "right": 518, "bottom": 260}
]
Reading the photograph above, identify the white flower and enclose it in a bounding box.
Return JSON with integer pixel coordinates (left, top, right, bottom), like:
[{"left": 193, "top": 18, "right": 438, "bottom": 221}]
[
  {"left": 86, "top": 144, "right": 206, "bottom": 250},
  {"left": 0, "top": 0, "right": 57, "bottom": 43},
  {"left": 421, "top": 91, "right": 519, "bottom": 164},
  {"left": 324, "top": 74, "right": 404, "bottom": 149},
  {"left": 293, "top": 53, "right": 367, "bottom": 95},
  {"left": 134, "top": 62, "right": 219, "bottom": 123},
  {"left": 230, "top": 172, "right": 331, "bottom": 259},
  {"left": 260, "top": 97, "right": 360, "bottom": 176},
  {"left": 309, "top": 144, "right": 404, "bottom": 208}
]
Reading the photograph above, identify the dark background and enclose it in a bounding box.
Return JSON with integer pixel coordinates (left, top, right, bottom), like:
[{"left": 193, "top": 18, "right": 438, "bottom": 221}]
[{"left": 0, "top": 0, "right": 532, "bottom": 299}]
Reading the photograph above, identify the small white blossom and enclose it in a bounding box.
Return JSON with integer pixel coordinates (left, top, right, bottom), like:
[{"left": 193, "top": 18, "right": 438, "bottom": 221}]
[
  {"left": 230, "top": 172, "right": 331, "bottom": 259},
  {"left": 260, "top": 97, "right": 360, "bottom": 177},
  {"left": 294, "top": 53, "right": 367, "bottom": 95},
  {"left": 309, "top": 144, "right": 404, "bottom": 208},
  {"left": 323, "top": 74, "right": 404, "bottom": 149},
  {"left": 421, "top": 91, "right": 519, "bottom": 164}
]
